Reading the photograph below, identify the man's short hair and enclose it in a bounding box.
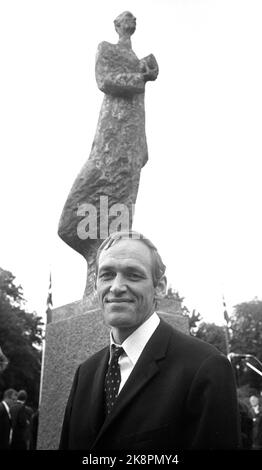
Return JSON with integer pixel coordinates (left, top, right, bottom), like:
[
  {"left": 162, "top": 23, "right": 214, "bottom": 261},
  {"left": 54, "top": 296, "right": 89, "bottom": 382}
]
[
  {"left": 95, "top": 230, "right": 166, "bottom": 287},
  {"left": 17, "top": 390, "right": 27, "bottom": 402},
  {"left": 3, "top": 388, "right": 17, "bottom": 400}
]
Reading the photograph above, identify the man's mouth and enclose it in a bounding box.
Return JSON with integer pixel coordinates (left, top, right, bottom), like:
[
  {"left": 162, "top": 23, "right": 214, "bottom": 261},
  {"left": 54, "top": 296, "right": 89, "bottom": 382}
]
[{"left": 105, "top": 298, "right": 134, "bottom": 303}]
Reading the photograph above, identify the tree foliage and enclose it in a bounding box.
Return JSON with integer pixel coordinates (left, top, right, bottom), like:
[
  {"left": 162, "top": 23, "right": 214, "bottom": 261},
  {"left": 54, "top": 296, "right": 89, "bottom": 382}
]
[
  {"left": 164, "top": 287, "right": 201, "bottom": 335},
  {"left": 194, "top": 299, "right": 262, "bottom": 392},
  {"left": 184, "top": 308, "right": 202, "bottom": 335},
  {"left": 228, "top": 299, "right": 262, "bottom": 390},
  {"left": 230, "top": 298, "right": 262, "bottom": 362},
  {"left": 0, "top": 268, "right": 43, "bottom": 408},
  {"left": 195, "top": 322, "right": 228, "bottom": 355},
  {"left": 0, "top": 267, "right": 24, "bottom": 305}
]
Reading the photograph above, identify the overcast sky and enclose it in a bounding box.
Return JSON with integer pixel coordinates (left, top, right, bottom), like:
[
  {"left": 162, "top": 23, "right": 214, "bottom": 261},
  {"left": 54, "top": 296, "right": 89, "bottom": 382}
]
[{"left": 0, "top": 0, "right": 261, "bottom": 325}]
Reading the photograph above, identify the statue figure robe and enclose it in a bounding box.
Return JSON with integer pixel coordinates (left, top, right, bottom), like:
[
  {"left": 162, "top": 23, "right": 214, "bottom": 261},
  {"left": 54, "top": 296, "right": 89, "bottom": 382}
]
[{"left": 58, "top": 12, "right": 158, "bottom": 298}]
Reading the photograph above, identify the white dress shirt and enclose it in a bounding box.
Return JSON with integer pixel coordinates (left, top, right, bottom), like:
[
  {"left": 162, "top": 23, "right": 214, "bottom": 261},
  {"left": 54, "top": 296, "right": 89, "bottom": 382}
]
[
  {"left": 109, "top": 312, "right": 160, "bottom": 393},
  {"left": 2, "top": 400, "right": 12, "bottom": 444},
  {"left": 2, "top": 400, "right": 11, "bottom": 418}
]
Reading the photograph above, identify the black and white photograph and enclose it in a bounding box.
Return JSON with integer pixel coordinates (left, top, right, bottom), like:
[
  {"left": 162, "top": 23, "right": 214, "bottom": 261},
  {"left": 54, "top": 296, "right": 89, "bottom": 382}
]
[{"left": 0, "top": 0, "right": 262, "bottom": 460}]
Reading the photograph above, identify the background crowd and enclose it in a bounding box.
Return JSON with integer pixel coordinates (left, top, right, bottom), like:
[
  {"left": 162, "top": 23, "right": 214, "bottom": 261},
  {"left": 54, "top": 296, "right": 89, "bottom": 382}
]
[
  {"left": 1, "top": 382, "right": 262, "bottom": 450},
  {"left": 238, "top": 391, "right": 262, "bottom": 450},
  {"left": 0, "top": 388, "right": 38, "bottom": 450}
]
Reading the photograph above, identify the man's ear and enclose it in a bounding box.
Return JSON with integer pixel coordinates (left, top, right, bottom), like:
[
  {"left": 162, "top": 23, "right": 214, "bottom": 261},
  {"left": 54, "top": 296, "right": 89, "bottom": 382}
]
[{"left": 154, "top": 275, "right": 167, "bottom": 300}]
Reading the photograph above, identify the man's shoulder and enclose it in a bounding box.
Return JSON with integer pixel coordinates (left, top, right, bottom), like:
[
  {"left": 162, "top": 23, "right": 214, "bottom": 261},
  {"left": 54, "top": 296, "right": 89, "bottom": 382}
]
[
  {"left": 159, "top": 319, "right": 224, "bottom": 360},
  {"left": 10, "top": 402, "right": 26, "bottom": 418},
  {"left": 10, "top": 402, "right": 23, "bottom": 412},
  {"left": 0, "top": 402, "right": 6, "bottom": 414},
  {"left": 79, "top": 345, "right": 108, "bottom": 371}
]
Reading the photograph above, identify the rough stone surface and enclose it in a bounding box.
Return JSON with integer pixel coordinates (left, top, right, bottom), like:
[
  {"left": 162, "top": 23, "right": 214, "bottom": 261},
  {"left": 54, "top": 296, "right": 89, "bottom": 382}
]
[
  {"left": 37, "top": 305, "right": 189, "bottom": 450},
  {"left": 58, "top": 12, "right": 159, "bottom": 297}
]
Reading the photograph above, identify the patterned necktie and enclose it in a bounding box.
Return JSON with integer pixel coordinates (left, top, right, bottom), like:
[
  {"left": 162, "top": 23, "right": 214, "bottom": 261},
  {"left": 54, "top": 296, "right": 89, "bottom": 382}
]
[{"left": 104, "top": 346, "right": 124, "bottom": 415}]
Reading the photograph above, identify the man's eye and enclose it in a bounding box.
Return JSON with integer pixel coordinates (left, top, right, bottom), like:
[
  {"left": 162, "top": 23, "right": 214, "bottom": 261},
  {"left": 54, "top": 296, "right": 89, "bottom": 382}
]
[
  {"left": 127, "top": 272, "right": 142, "bottom": 280},
  {"left": 99, "top": 272, "right": 114, "bottom": 280}
]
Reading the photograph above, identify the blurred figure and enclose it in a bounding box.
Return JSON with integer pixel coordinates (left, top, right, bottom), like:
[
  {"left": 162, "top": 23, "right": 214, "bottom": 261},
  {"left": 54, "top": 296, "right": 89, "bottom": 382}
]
[
  {"left": 29, "top": 409, "right": 39, "bottom": 450},
  {"left": 238, "top": 399, "right": 253, "bottom": 449},
  {"left": 249, "top": 395, "right": 262, "bottom": 449},
  {"left": 0, "top": 388, "right": 17, "bottom": 449},
  {"left": 249, "top": 395, "right": 260, "bottom": 416},
  {"left": 10, "top": 389, "right": 33, "bottom": 450}
]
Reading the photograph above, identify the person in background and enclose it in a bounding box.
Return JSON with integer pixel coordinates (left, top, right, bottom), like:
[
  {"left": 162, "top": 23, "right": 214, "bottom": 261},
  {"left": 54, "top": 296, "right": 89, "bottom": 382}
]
[
  {"left": 0, "top": 388, "right": 17, "bottom": 450},
  {"left": 249, "top": 395, "right": 262, "bottom": 449},
  {"left": 29, "top": 409, "right": 39, "bottom": 450},
  {"left": 10, "top": 389, "right": 32, "bottom": 450},
  {"left": 237, "top": 398, "right": 253, "bottom": 449}
]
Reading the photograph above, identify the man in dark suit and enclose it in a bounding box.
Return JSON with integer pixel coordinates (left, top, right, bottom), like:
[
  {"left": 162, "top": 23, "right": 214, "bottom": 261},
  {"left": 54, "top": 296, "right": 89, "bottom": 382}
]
[
  {"left": 10, "top": 389, "right": 33, "bottom": 450},
  {"left": 59, "top": 230, "right": 241, "bottom": 450},
  {"left": 0, "top": 388, "right": 17, "bottom": 450},
  {"left": 248, "top": 395, "right": 262, "bottom": 449}
]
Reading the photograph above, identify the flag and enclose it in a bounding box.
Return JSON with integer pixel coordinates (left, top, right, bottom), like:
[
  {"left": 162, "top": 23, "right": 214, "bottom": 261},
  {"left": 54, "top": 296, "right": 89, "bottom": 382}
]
[
  {"left": 46, "top": 273, "right": 53, "bottom": 308},
  {"left": 46, "top": 273, "right": 53, "bottom": 323},
  {"left": 222, "top": 295, "right": 230, "bottom": 323}
]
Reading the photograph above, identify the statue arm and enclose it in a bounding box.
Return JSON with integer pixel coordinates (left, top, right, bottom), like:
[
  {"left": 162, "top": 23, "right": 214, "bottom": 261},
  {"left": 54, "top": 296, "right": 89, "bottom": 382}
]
[
  {"left": 95, "top": 42, "right": 145, "bottom": 97},
  {"left": 139, "top": 54, "right": 159, "bottom": 82}
]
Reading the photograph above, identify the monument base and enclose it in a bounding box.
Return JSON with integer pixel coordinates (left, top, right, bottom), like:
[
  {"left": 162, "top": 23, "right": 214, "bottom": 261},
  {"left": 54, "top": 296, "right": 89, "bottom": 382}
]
[{"left": 37, "top": 301, "right": 189, "bottom": 450}]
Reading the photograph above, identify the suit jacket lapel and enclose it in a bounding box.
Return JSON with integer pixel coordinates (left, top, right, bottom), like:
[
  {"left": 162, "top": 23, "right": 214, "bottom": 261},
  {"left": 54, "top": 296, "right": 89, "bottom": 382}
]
[
  {"left": 91, "top": 320, "right": 172, "bottom": 448},
  {"left": 88, "top": 347, "right": 109, "bottom": 436}
]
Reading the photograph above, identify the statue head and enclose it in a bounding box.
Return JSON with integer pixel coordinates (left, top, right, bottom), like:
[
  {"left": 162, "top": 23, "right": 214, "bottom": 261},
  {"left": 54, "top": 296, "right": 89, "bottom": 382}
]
[{"left": 114, "top": 11, "right": 136, "bottom": 37}]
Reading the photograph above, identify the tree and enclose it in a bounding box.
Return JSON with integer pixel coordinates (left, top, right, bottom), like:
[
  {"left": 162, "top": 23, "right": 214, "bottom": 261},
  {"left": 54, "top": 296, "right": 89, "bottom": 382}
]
[
  {"left": 230, "top": 298, "right": 262, "bottom": 362},
  {"left": 0, "top": 268, "right": 43, "bottom": 408},
  {"left": 182, "top": 307, "right": 202, "bottom": 336},
  {"left": 228, "top": 298, "right": 262, "bottom": 391},
  {"left": 195, "top": 322, "right": 228, "bottom": 355},
  {"left": 194, "top": 300, "right": 262, "bottom": 391},
  {"left": 0, "top": 267, "right": 24, "bottom": 305},
  {"left": 162, "top": 287, "right": 201, "bottom": 335}
]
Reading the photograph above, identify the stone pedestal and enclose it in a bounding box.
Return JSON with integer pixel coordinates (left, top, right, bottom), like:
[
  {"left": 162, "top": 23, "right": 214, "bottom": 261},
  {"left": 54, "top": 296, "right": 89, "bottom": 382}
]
[{"left": 37, "top": 301, "right": 189, "bottom": 450}]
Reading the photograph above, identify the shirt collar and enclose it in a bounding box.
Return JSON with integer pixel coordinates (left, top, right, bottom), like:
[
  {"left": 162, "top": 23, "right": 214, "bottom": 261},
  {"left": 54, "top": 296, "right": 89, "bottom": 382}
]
[
  {"left": 109, "top": 312, "right": 160, "bottom": 365},
  {"left": 2, "top": 400, "right": 10, "bottom": 416}
]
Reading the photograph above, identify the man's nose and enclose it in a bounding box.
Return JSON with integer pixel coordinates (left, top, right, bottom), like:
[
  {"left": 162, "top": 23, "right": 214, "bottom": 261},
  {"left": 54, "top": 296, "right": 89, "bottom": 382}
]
[{"left": 109, "top": 274, "right": 127, "bottom": 294}]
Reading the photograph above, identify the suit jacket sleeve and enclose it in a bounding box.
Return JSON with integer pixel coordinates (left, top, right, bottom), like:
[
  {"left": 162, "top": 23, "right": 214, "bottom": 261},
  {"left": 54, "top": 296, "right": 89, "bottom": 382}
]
[
  {"left": 0, "top": 404, "right": 11, "bottom": 449},
  {"left": 59, "top": 366, "right": 80, "bottom": 450},
  {"left": 185, "top": 353, "right": 241, "bottom": 449}
]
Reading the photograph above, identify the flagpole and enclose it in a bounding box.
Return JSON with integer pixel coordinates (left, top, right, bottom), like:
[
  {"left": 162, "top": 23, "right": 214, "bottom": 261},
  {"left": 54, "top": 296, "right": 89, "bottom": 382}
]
[
  {"left": 224, "top": 323, "right": 230, "bottom": 356},
  {"left": 39, "top": 273, "right": 53, "bottom": 408},
  {"left": 38, "top": 326, "right": 46, "bottom": 407},
  {"left": 222, "top": 295, "right": 230, "bottom": 356}
]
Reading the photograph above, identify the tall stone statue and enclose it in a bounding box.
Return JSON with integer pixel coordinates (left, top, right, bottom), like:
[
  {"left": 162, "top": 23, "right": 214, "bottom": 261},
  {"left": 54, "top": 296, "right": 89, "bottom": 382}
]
[{"left": 58, "top": 11, "right": 159, "bottom": 299}]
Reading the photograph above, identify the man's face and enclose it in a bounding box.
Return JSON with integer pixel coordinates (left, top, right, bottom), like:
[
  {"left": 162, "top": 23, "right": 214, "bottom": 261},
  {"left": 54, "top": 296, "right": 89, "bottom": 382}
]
[
  {"left": 96, "top": 239, "right": 156, "bottom": 340},
  {"left": 5, "top": 392, "right": 17, "bottom": 407},
  {"left": 250, "top": 396, "right": 259, "bottom": 407}
]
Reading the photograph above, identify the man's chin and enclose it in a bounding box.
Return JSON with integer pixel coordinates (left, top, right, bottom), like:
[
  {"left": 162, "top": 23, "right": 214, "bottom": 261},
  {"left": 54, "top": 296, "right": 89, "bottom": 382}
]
[{"left": 104, "top": 310, "right": 134, "bottom": 328}]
